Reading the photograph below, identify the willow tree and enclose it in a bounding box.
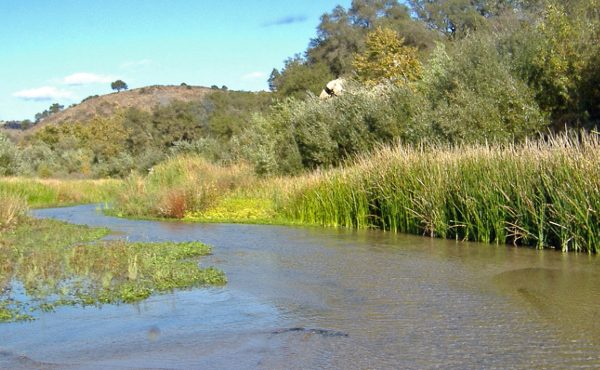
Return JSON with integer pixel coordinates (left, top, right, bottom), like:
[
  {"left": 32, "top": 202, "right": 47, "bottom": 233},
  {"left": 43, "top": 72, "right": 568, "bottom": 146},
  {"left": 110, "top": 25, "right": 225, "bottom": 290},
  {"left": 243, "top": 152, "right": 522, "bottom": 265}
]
[{"left": 352, "top": 27, "right": 422, "bottom": 86}]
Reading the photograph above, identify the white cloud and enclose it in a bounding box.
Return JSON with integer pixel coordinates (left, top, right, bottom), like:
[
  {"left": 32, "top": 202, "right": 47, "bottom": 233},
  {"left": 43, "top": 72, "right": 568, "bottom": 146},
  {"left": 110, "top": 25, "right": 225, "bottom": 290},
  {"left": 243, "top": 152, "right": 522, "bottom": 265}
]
[
  {"left": 120, "top": 59, "right": 154, "bottom": 69},
  {"left": 63, "top": 72, "right": 116, "bottom": 85},
  {"left": 13, "top": 86, "right": 75, "bottom": 101},
  {"left": 242, "top": 71, "right": 266, "bottom": 80}
]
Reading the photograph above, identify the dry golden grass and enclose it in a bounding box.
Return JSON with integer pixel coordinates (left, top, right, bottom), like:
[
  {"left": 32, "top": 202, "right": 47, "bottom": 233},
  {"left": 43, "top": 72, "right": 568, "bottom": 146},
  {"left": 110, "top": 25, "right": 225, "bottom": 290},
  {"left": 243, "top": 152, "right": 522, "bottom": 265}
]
[{"left": 0, "top": 192, "right": 28, "bottom": 231}]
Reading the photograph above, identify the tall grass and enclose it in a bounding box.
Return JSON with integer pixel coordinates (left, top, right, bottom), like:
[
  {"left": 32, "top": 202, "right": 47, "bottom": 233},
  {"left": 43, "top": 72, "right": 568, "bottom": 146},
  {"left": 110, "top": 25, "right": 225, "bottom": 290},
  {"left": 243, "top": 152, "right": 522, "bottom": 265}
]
[
  {"left": 286, "top": 132, "right": 600, "bottom": 253},
  {"left": 0, "top": 192, "right": 28, "bottom": 231},
  {"left": 0, "top": 178, "right": 121, "bottom": 208},
  {"left": 113, "top": 156, "right": 256, "bottom": 218}
]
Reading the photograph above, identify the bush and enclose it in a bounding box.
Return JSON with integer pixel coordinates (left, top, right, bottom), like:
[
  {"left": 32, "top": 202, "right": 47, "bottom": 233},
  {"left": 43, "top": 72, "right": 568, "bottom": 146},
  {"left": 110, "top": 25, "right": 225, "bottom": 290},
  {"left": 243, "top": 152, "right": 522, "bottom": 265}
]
[
  {"left": 415, "top": 38, "right": 548, "bottom": 143},
  {"left": 237, "top": 82, "right": 429, "bottom": 174},
  {"left": 0, "top": 135, "right": 23, "bottom": 176}
]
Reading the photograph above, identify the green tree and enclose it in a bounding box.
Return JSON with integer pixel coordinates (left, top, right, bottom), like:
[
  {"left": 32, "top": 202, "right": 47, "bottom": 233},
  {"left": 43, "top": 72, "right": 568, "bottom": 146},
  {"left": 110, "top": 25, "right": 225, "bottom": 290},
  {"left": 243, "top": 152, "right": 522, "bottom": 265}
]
[
  {"left": 308, "top": 1, "right": 416, "bottom": 76},
  {"left": 270, "top": 56, "right": 334, "bottom": 99},
  {"left": 111, "top": 80, "right": 128, "bottom": 92},
  {"left": 49, "top": 103, "right": 64, "bottom": 114},
  {"left": 408, "top": 0, "right": 514, "bottom": 38},
  {"left": 268, "top": 68, "right": 281, "bottom": 92},
  {"left": 416, "top": 38, "right": 547, "bottom": 142},
  {"left": 353, "top": 27, "right": 423, "bottom": 86}
]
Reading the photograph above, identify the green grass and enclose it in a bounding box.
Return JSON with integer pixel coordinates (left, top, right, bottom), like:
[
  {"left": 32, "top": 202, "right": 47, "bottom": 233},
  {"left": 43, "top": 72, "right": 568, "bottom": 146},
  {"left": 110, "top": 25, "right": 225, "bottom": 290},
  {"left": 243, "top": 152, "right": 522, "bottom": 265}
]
[
  {"left": 0, "top": 218, "right": 225, "bottom": 322},
  {"left": 286, "top": 132, "right": 600, "bottom": 253},
  {"left": 0, "top": 177, "right": 121, "bottom": 208},
  {"left": 108, "top": 133, "right": 599, "bottom": 253},
  {"left": 0, "top": 191, "right": 28, "bottom": 231}
]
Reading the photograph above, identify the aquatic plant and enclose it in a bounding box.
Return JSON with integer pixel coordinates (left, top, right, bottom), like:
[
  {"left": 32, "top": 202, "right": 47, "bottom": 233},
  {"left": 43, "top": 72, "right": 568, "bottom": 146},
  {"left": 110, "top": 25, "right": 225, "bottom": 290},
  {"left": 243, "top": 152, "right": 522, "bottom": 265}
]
[
  {"left": 287, "top": 132, "right": 600, "bottom": 253},
  {"left": 112, "top": 156, "right": 256, "bottom": 219},
  {"left": 0, "top": 218, "right": 225, "bottom": 322}
]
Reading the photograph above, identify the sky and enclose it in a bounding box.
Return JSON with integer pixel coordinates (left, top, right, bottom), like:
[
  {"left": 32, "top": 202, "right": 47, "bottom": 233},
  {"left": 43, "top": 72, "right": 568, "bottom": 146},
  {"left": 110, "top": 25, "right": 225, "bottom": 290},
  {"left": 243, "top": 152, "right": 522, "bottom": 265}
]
[{"left": 0, "top": 0, "right": 351, "bottom": 121}]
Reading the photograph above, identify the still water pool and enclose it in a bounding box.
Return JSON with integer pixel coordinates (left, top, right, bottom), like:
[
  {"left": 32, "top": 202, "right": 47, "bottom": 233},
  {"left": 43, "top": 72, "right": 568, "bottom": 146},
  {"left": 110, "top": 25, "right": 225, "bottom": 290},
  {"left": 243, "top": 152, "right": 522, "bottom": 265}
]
[{"left": 1, "top": 204, "right": 599, "bottom": 369}]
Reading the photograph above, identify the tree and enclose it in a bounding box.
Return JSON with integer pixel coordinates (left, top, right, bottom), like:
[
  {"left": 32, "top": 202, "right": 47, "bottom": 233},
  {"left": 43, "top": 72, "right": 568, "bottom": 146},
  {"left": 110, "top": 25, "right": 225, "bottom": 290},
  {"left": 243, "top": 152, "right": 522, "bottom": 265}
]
[
  {"left": 353, "top": 27, "right": 422, "bottom": 86},
  {"left": 307, "top": 0, "right": 431, "bottom": 76},
  {"left": 111, "top": 80, "right": 128, "bottom": 92},
  {"left": 270, "top": 56, "right": 334, "bottom": 99},
  {"left": 408, "top": 0, "right": 492, "bottom": 38},
  {"left": 268, "top": 68, "right": 281, "bottom": 92},
  {"left": 49, "top": 103, "right": 64, "bottom": 114}
]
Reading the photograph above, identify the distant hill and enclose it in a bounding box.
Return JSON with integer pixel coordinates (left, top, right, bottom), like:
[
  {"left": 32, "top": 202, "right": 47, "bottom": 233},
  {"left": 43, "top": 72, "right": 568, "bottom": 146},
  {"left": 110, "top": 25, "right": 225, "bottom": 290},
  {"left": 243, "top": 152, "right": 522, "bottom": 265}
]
[{"left": 33, "top": 85, "right": 215, "bottom": 130}]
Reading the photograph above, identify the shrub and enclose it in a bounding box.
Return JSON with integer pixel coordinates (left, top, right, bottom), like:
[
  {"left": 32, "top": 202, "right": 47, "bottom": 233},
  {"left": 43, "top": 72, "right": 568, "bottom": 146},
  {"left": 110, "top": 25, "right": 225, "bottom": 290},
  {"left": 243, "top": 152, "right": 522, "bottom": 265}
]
[
  {"left": 415, "top": 38, "right": 548, "bottom": 143},
  {"left": 0, "top": 135, "right": 23, "bottom": 176}
]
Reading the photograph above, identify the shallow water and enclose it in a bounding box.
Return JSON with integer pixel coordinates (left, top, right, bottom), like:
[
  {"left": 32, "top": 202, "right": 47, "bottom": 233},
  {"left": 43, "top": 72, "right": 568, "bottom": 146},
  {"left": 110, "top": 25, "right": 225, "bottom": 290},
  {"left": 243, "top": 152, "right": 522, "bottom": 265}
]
[{"left": 1, "top": 204, "right": 599, "bottom": 369}]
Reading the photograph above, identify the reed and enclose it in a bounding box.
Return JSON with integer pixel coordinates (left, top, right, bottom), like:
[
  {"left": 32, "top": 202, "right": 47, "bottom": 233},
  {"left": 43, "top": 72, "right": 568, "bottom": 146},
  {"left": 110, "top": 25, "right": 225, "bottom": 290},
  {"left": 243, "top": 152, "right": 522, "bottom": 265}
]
[{"left": 286, "top": 132, "right": 600, "bottom": 253}]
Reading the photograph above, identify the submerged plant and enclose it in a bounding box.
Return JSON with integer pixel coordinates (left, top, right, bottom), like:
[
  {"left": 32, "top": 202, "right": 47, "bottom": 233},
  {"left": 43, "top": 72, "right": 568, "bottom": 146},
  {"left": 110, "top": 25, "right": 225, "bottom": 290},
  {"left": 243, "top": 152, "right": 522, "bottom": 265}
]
[{"left": 0, "top": 219, "right": 225, "bottom": 322}]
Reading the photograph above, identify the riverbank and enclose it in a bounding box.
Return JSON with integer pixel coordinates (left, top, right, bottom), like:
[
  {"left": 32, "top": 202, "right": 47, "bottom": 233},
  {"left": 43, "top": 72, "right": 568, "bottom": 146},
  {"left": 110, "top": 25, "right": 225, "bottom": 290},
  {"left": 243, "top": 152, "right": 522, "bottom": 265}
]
[
  {"left": 109, "top": 133, "right": 599, "bottom": 253},
  {"left": 0, "top": 177, "right": 120, "bottom": 208},
  {"left": 1, "top": 132, "right": 598, "bottom": 253}
]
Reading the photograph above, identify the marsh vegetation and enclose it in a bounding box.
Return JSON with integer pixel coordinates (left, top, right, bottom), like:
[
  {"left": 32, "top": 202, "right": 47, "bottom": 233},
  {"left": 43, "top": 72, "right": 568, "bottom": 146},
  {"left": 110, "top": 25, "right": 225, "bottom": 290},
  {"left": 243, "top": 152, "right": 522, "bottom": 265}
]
[{"left": 0, "top": 210, "right": 225, "bottom": 322}]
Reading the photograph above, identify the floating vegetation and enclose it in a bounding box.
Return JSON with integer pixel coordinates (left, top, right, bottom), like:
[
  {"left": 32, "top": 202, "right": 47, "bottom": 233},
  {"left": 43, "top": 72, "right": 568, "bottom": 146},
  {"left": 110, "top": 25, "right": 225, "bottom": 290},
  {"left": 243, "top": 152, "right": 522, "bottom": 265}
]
[
  {"left": 185, "top": 197, "right": 280, "bottom": 224},
  {"left": 0, "top": 218, "right": 225, "bottom": 322}
]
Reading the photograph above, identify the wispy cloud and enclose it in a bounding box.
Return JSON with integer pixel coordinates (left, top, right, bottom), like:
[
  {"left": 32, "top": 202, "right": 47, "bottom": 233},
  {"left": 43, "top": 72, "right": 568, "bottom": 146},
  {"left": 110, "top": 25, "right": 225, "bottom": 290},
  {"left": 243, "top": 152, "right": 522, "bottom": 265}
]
[
  {"left": 262, "top": 15, "right": 308, "bottom": 27},
  {"left": 120, "top": 59, "right": 154, "bottom": 70},
  {"left": 13, "top": 86, "right": 75, "bottom": 101},
  {"left": 63, "top": 72, "right": 116, "bottom": 86},
  {"left": 242, "top": 71, "right": 266, "bottom": 80}
]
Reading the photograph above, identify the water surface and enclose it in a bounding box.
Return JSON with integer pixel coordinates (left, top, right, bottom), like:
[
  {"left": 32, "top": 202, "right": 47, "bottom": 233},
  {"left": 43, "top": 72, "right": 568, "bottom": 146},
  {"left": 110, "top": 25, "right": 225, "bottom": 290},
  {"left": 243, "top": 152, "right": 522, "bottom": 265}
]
[{"left": 1, "top": 204, "right": 599, "bottom": 369}]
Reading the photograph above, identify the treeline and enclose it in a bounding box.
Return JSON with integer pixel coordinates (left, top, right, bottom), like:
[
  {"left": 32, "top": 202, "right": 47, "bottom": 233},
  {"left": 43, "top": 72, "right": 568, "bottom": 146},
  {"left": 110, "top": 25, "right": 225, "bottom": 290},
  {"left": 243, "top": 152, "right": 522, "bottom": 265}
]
[{"left": 0, "top": 91, "right": 271, "bottom": 177}]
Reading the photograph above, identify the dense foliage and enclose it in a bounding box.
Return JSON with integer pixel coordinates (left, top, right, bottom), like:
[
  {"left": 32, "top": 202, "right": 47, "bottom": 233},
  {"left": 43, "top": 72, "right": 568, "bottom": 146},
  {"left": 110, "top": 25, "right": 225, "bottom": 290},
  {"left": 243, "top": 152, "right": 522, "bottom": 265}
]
[{"left": 239, "top": 0, "right": 598, "bottom": 175}]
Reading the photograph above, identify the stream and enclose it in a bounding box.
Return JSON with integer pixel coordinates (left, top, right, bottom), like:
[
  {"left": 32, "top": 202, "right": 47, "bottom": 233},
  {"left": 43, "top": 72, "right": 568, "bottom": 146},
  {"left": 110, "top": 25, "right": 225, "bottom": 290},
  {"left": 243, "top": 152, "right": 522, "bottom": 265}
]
[{"left": 1, "top": 204, "right": 599, "bottom": 369}]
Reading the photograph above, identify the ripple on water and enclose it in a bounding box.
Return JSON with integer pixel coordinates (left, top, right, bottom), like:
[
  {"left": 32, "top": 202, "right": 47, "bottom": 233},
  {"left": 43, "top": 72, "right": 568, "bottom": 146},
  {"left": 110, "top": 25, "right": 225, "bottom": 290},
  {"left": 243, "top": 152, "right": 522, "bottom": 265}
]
[{"left": 2, "top": 204, "right": 596, "bottom": 369}]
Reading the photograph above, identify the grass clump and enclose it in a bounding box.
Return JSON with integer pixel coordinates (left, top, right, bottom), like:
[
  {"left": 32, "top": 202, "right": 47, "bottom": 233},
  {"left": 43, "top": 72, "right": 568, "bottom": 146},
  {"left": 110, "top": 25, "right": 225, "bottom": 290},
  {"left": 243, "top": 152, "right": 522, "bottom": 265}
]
[
  {"left": 286, "top": 132, "right": 600, "bottom": 253},
  {"left": 112, "top": 156, "right": 256, "bottom": 219},
  {"left": 0, "top": 191, "right": 28, "bottom": 231},
  {"left": 0, "top": 218, "right": 225, "bottom": 322}
]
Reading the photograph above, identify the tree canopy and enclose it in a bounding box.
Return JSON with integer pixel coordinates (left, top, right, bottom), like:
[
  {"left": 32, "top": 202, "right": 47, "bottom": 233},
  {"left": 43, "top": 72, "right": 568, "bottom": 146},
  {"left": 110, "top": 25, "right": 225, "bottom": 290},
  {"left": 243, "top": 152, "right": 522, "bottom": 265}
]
[
  {"left": 111, "top": 80, "right": 128, "bottom": 92},
  {"left": 353, "top": 27, "right": 422, "bottom": 86}
]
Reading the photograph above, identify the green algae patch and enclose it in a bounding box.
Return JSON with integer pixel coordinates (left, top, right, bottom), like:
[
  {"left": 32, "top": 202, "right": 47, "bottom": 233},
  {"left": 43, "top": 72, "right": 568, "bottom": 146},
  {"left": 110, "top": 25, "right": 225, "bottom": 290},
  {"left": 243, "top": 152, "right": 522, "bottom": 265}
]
[
  {"left": 184, "top": 197, "right": 284, "bottom": 224},
  {"left": 0, "top": 218, "right": 225, "bottom": 322}
]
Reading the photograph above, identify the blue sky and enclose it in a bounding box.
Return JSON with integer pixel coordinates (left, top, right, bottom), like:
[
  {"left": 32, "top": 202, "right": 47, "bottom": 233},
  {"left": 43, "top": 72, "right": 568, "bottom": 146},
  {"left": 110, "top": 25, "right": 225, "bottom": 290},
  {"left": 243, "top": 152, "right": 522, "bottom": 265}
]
[{"left": 0, "top": 0, "right": 351, "bottom": 120}]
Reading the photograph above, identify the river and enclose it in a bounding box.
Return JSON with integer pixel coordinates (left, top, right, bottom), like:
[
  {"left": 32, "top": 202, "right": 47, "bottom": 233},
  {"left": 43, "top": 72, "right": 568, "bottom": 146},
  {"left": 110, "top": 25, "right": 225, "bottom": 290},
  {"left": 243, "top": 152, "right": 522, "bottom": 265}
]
[{"left": 1, "top": 204, "right": 599, "bottom": 369}]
